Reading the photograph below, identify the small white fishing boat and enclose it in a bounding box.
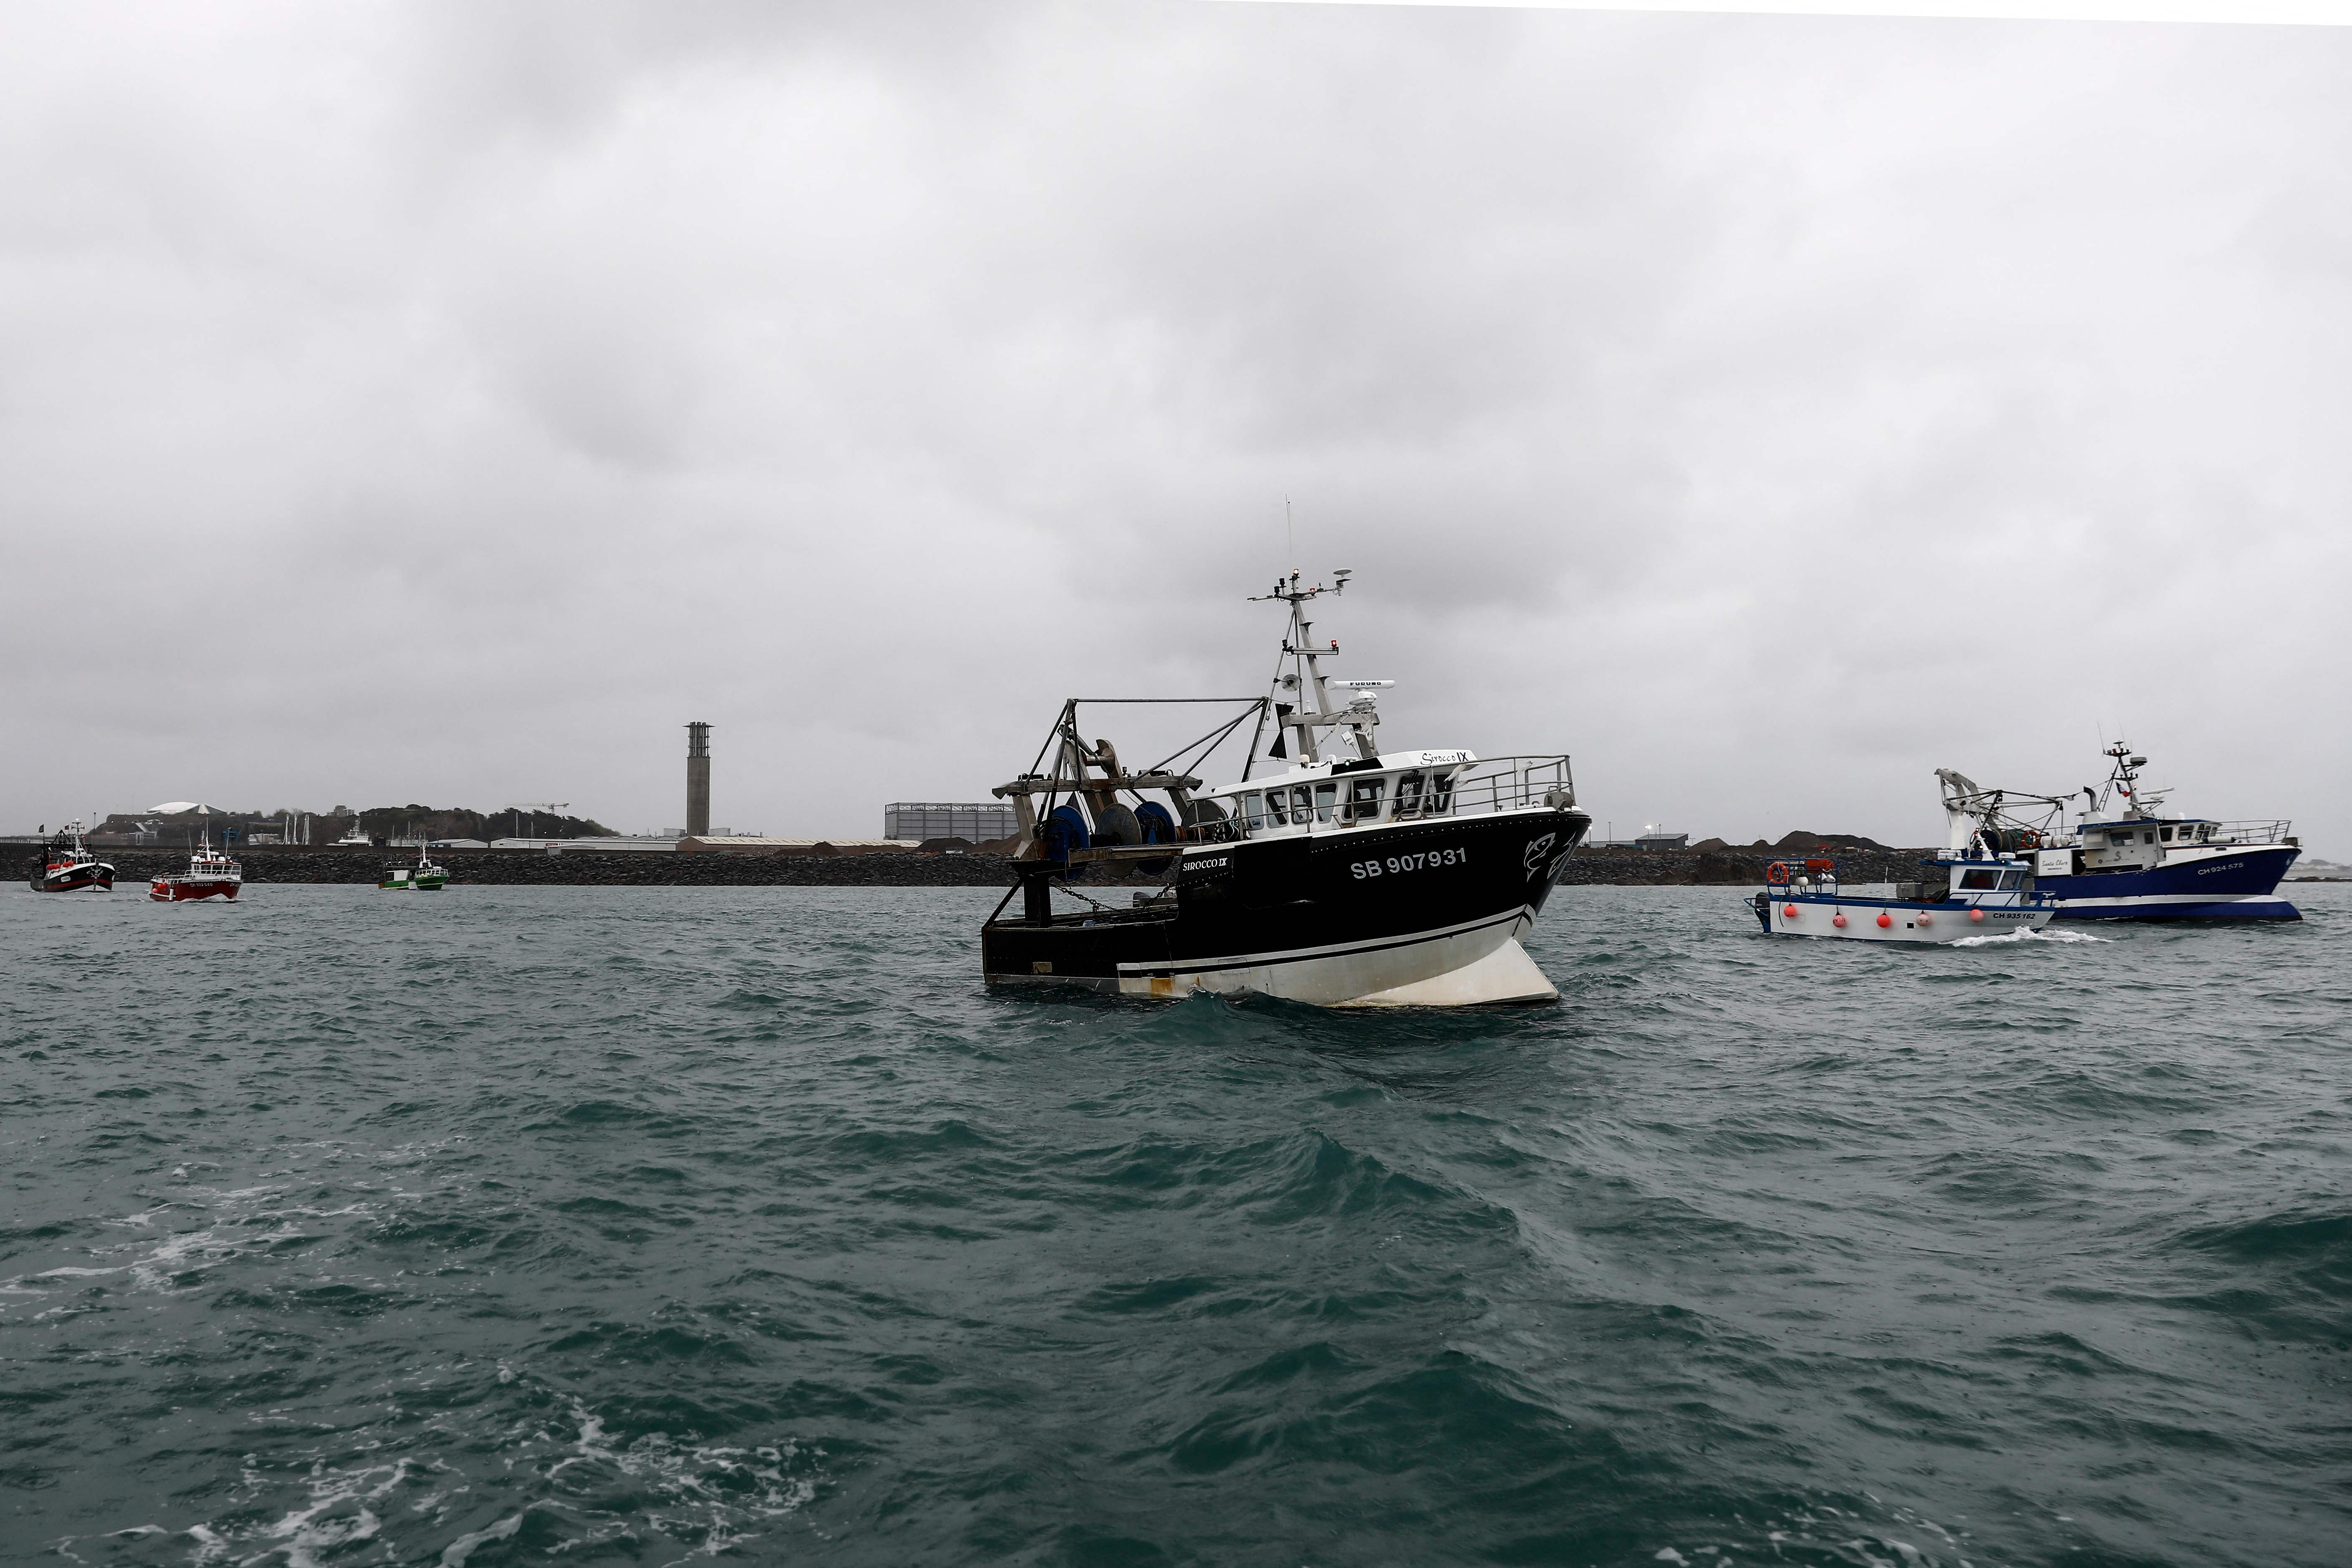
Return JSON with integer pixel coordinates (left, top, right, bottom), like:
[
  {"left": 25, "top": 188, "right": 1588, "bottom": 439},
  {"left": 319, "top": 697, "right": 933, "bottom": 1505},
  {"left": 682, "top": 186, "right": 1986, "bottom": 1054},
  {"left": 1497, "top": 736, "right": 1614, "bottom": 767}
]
[{"left": 1749, "top": 853, "right": 2055, "bottom": 944}]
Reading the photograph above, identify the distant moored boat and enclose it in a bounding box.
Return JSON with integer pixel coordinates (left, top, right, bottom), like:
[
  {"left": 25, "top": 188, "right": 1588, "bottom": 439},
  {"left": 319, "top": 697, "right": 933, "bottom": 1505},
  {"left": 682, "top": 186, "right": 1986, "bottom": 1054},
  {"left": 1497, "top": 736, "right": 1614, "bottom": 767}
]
[{"left": 380, "top": 844, "right": 449, "bottom": 891}]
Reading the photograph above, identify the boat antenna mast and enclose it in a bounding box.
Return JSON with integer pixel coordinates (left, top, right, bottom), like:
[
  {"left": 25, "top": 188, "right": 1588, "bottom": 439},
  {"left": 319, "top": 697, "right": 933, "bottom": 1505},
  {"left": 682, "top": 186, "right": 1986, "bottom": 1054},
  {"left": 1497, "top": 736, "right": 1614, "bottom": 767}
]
[
  {"left": 1247, "top": 567, "right": 1385, "bottom": 768},
  {"left": 2095, "top": 741, "right": 2158, "bottom": 816}
]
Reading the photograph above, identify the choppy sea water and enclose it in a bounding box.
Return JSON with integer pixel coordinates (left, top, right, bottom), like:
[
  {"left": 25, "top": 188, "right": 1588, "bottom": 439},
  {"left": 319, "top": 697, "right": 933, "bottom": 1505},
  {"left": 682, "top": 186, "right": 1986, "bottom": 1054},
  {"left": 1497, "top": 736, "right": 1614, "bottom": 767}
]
[{"left": 3, "top": 883, "right": 2346, "bottom": 1568}]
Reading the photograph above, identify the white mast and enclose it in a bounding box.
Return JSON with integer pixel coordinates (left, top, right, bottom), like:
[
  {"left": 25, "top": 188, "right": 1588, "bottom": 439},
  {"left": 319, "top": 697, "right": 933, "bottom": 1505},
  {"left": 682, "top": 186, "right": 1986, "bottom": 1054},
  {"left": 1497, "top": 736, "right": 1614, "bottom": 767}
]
[{"left": 1248, "top": 570, "right": 1387, "bottom": 767}]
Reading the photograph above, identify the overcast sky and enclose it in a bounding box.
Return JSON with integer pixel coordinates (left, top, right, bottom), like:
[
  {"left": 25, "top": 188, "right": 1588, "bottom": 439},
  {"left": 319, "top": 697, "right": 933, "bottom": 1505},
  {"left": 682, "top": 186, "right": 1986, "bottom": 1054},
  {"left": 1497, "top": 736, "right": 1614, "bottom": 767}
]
[{"left": 5, "top": 1, "right": 2346, "bottom": 850}]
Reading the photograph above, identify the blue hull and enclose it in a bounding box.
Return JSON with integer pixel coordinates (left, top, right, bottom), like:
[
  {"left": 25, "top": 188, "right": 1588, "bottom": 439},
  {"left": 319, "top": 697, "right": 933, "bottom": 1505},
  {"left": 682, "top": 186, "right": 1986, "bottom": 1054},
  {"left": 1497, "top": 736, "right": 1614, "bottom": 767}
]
[{"left": 2042, "top": 845, "right": 2302, "bottom": 922}]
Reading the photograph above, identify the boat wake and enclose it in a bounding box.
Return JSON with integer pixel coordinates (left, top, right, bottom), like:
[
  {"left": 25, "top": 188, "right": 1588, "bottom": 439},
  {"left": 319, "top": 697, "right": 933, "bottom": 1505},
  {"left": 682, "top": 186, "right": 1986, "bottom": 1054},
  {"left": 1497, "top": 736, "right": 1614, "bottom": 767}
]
[{"left": 1951, "top": 925, "right": 2109, "bottom": 947}]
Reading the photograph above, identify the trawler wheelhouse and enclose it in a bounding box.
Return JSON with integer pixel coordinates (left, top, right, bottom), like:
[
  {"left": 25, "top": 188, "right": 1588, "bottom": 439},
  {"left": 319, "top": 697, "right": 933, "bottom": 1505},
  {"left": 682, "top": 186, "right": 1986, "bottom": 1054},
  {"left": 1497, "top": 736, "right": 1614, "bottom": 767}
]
[
  {"left": 1202, "top": 750, "right": 1471, "bottom": 836},
  {"left": 980, "top": 571, "right": 1592, "bottom": 1006}
]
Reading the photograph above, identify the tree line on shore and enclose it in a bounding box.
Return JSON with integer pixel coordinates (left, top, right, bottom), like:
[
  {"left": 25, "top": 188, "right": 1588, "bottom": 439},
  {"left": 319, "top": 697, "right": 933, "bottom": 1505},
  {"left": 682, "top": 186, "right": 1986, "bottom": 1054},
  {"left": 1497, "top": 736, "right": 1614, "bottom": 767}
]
[{"left": 81, "top": 805, "right": 615, "bottom": 846}]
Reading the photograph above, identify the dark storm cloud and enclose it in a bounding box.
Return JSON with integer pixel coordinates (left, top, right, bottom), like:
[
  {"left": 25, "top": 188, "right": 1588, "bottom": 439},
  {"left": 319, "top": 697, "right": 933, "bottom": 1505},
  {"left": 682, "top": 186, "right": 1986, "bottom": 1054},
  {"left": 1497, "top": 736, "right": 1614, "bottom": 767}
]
[{"left": 4, "top": 2, "right": 2346, "bottom": 847}]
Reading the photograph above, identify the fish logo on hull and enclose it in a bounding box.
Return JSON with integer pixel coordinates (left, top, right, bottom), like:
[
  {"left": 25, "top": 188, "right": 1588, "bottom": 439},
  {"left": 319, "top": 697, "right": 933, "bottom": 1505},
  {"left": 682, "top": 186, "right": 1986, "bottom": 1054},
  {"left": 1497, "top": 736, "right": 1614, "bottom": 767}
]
[{"left": 1522, "top": 833, "right": 1557, "bottom": 881}]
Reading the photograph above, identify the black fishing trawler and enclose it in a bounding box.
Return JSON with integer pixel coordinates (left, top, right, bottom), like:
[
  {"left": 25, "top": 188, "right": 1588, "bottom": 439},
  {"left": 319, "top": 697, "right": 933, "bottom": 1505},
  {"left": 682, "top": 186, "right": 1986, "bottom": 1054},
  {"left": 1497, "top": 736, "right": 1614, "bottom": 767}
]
[
  {"left": 980, "top": 571, "right": 1591, "bottom": 1006},
  {"left": 29, "top": 821, "right": 114, "bottom": 892}
]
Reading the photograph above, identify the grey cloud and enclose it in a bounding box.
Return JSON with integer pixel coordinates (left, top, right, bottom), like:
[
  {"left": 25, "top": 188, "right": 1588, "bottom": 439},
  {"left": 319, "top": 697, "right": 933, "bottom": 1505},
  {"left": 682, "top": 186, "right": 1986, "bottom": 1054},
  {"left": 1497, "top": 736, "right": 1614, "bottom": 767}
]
[{"left": 3, "top": 3, "right": 2345, "bottom": 849}]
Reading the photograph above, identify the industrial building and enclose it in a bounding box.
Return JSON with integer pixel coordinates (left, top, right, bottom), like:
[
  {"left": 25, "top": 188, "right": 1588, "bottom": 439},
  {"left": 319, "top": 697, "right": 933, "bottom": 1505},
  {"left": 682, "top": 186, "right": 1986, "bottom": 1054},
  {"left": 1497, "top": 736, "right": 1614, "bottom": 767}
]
[
  {"left": 883, "top": 802, "right": 1017, "bottom": 843},
  {"left": 1589, "top": 825, "right": 1691, "bottom": 851}
]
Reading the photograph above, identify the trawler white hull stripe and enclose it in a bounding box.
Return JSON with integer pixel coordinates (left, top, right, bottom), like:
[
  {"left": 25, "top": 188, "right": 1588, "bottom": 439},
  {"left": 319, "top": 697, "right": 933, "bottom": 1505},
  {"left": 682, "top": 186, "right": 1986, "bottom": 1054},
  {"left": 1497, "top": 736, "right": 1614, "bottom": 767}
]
[
  {"left": 1113, "top": 906, "right": 1535, "bottom": 979},
  {"left": 2051, "top": 893, "right": 2299, "bottom": 911}
]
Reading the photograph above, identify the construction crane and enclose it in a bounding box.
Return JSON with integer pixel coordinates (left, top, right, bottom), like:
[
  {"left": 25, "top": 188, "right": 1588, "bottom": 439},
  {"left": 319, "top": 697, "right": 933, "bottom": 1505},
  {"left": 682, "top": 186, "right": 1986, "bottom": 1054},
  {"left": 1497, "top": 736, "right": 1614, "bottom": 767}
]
[{"left": 504, "top": 803, "right": 570, "bottom": 840}]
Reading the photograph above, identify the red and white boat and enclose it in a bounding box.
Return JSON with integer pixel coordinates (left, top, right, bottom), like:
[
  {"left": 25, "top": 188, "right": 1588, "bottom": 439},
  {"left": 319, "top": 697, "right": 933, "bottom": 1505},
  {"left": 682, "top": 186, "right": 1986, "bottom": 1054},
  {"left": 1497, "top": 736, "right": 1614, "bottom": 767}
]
[
  {"left": 149, "top": 833, "right": 242, "bottom": 902},
  {"left": 30, "top": 822, "right": 114, "bottom": 892}
]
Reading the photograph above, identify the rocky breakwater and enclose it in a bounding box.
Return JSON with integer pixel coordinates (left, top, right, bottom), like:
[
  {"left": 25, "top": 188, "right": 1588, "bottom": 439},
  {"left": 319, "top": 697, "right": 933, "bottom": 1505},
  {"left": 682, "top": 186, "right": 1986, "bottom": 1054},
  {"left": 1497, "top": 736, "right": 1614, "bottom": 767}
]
[
  {"left": 36, "top": 843, "right": 1937, "bottom": 889},
  {"left": 1561, "top": 844, "right": 1937, "bottom": 886},
  {"left": 37, "top": 848, "right": 1051, "bottom": 887}
]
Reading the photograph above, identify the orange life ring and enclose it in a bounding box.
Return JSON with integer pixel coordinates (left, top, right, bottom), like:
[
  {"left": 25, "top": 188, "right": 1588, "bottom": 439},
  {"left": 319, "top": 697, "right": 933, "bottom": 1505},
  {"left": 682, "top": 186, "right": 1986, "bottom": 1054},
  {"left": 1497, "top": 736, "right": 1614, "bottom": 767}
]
[{"left": 1766, "top": 862, "right": 1790, "bottom": 884}]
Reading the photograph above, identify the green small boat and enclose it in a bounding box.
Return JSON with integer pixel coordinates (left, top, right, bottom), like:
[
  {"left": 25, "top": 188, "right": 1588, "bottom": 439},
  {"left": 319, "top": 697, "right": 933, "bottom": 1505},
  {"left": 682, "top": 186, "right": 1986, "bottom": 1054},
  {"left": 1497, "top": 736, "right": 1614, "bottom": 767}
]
[{"left": 381, "top": 845, "right": 450, "bottom": 890}]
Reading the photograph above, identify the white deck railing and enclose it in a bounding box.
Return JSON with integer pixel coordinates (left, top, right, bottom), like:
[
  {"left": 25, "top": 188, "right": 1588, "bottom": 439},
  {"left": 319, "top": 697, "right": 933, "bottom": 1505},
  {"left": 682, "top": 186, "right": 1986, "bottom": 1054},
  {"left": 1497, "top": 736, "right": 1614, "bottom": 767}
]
[{"left": 1210, "top": 754, "right": 1575, "bottom": 841}]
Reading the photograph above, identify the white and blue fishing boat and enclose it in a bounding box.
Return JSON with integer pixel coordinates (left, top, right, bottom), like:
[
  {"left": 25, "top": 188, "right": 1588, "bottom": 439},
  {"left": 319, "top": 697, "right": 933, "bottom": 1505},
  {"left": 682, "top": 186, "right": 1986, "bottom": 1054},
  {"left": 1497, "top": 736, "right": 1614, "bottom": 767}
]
[
  {"left": 1937, "top": 744, "right": 2301, "bottom": 922},
  {"left": 1748, "top": 852, "right": 2057, "bottom": 943}
]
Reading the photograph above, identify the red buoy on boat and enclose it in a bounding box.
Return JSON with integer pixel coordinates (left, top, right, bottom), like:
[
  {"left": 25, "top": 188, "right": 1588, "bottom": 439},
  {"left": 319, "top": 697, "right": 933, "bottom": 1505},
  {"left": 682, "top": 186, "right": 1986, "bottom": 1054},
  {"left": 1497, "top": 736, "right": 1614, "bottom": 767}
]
[
  {"left": 1970, "top": 908, "right": 1985, "bottom": 923},
  {"left": 1877, "top": 912, "right": 1893, "bottom": 928},
  {"left": 1917, "top": 911, "right": 1933, "bottom": 927},
  {"left": 1832, "top": 914, "right": 1848, "bottom": 928},
  {"left": 1783, "top": 903, "right": 1798, "bottom": 918}
]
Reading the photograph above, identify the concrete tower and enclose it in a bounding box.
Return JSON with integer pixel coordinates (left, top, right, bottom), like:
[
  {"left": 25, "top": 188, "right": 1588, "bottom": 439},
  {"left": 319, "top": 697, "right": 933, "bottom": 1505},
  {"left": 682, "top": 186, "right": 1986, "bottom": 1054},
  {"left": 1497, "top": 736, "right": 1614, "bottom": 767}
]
[{"left": 685, "top": 721, "right": 711, "bottom": 838}]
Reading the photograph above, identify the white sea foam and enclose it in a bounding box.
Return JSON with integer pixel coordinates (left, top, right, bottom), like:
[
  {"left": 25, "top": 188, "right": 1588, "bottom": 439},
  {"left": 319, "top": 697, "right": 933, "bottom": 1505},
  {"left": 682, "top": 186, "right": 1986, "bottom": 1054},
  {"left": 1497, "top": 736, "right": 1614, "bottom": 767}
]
[
  {"left": 1951, "top": 925, "right": 2109, "bottom": 947},
  {"left": 538, "top": 1399, "right": 817, "bottom": 1554},
  {"left": 437, "top": 1507, "right": 528, "bottom": 1567},
  {"left": 251, "top": 1461, "right": 409, "bottom": 1568},
  {"left": 2, "top": 1179, "right": 386, "bottom": 1309}
]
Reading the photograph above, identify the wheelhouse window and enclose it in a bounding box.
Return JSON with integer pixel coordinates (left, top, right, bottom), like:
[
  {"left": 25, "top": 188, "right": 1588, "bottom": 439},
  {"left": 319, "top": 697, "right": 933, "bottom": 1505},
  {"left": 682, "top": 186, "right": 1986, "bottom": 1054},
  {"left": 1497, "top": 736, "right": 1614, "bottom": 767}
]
[
  {"left": 1425, "top": 773, "right": 1454, "bottom": 814},
  {"left": 1959, "top": 869, "right": 1999, "bottom": 890},
  {"left": 1345, "top": 777, "right": 1385, "bottom": 824},
  {"left": 1313, "top": 782, "right": 1337, "bottom": 823},
  {"left": 1393, "top": 772, "right": 1423, "bottom": 817},
  {"left": 1997, "top": 870, "right": 2022, "bottom": 889},
  {"left": 1290, "top": 784, "right": 1314, "bottom": 824},
  {"left": 1238, "top": 793, "right": 1265, "bottom": 830},
  {"left": 1258, "top": 791, "right": 1284, "bottom": 827},
  {"left": 2161, "top": 826, "right": 2174, "bottom": 841}
]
